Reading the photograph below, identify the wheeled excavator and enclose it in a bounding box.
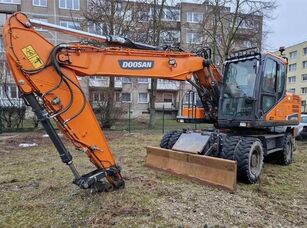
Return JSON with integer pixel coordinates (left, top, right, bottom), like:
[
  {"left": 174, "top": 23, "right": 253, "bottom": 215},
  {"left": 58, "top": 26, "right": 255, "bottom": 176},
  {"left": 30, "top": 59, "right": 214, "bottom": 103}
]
[{"left": 3, "top": 13, "right": 301, "bottom": 192}]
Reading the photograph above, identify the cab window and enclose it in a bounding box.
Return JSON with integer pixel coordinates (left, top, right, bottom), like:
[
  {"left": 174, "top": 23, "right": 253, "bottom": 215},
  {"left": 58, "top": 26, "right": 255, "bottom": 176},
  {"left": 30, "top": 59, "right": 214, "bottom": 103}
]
[{"left": 263, "top": 58, "right": 277, "bottom": 92}]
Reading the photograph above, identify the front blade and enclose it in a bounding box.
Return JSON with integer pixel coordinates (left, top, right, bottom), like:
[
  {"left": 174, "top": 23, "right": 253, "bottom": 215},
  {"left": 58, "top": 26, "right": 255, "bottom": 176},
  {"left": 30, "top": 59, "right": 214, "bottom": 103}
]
[{"left": 145, "top": 146, "right": 237, "bottom": 192}]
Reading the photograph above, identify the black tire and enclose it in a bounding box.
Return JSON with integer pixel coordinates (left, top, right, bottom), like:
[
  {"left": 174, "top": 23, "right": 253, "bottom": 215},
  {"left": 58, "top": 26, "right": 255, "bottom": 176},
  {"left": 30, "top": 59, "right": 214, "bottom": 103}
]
[
  {"left": 220, "top": 136, "right": 241, "bottom": 159},
  {"left": 160, "top": 130, "right": 182, "bottom": 149},
  {"left": 235, "top": 138, "right": 264, "bottom": 183},
  {"left": 277, "top": 133, "right": 293, "bottom": 165}
]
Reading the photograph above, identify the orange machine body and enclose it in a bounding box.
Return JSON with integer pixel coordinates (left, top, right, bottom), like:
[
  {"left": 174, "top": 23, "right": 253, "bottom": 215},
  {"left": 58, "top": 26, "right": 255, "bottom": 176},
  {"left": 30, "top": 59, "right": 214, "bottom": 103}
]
[{"left": 2, "top": 13, "right": 219, "bottom": 179}]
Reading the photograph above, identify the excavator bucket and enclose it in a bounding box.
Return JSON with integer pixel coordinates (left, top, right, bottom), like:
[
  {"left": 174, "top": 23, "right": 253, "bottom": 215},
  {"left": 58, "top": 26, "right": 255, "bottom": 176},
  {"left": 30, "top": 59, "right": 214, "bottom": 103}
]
[{"left": 145, "top": 146, "right": 237, "bottom": 192}]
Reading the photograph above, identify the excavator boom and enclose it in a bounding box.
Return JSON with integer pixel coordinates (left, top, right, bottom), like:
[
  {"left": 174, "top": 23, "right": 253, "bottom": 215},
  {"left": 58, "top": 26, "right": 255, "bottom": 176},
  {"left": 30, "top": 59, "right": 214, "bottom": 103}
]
[{"left": 3, "top": 12, "right": 236, "bottom": 192}]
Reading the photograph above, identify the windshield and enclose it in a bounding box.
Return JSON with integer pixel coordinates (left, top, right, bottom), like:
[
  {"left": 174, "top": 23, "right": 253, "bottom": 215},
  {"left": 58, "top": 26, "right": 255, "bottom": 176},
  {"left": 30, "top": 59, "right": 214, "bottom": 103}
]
[
  {"left": 302, "top": 116, "right": 307, "bottom": 123},
  {"left": 223, "top": 59, "right": 258, "bottom": 97},
  {"left": 221, "top": 58, "right": 258, "bottom": 118}
]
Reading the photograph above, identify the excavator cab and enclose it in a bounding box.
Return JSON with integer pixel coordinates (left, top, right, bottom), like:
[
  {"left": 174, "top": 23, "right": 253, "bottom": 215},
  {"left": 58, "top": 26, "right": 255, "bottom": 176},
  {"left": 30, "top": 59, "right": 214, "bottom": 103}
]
[{"left": 218, "top": 48, "right": 300, "bottom": 128}]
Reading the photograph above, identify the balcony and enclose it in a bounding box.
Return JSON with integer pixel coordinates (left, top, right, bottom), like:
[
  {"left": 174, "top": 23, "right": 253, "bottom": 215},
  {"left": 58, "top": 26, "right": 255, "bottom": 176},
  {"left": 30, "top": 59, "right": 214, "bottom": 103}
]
[
  {"left": 155, "top": 102, "right": 178, "bottom": 111},
  {"left": 149, "top": 79, "right": 180, "bottom": 91},
  {"left": 89, "top": 77, "right": 122, "bottom": 89}
]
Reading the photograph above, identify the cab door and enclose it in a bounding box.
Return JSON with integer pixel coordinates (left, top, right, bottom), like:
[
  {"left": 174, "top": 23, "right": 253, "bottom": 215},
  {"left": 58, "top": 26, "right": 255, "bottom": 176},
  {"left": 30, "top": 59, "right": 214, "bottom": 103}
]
[{"left": 260, "top": 57, "right": 286, "bottom": 118}]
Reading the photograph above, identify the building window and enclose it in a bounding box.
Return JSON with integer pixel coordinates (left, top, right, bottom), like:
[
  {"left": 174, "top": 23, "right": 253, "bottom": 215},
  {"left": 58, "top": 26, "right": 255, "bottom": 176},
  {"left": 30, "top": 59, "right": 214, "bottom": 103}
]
[
  {"left": 288, "top": 76, "right": 296, "bottom": 83},
  {"left": 303, "top": 61, "right": 307, "bottom": 69},
  {"left": 288, "top": 63, "right": 296, "bottom": 72},
  {"left": 59, "top": 20, "right": 80, "bottom": 29},
  {"left": 162, "top": 8, "right": 180, "bottom": 21},
  {"left": 288, "top": 88, "right": 295, "bottom": 93},
  {"left": 0, "top": 0, "right": 14, "bottom": 3},
  {"left": 139, "top": 11, "right": 149, "bottom": 22},
  {"left": 138, "top": 78, "right": 149, "bottom": 84},
  {"left": 88, "top": 23, "right": 104, "bottom": 35},
  {"left": 163, "top": 93, "right": 173, "bottom": 102},
  {"left": 91, "top": 91, "right": 105, "bottom": 102},
  {"left": 121, "top": 93, "right": 131, "bottom": 102},
  {"left": 160, "top": 30, "right": 180, "bottom": 44},
  {"left": 4, "top": 85, "right": 19, "bottom": 99},
  {"left": 302, "top": 87, "right": 307, "bottom": 94},
  {"left": 187, "top": 12, "right": 203, "bottom": 23},
  {"left": 302, "top": 74, "right": 307, "bottom": 81},
  {"left": 289, "top": 51, "right": 297, "bottom": 59},
  {"left": 186, "top": 32, "right": 203, "bottom": 44},
  {"left": 303, "top": 47, "right": 307, "bottom": 56},
  {"left": 138, "top": 92, "right": 149, "bottom": 103},
  {"left": 122, "top": 77, "right": 132, "bottom": 83},
  {"left": 33, "top": 0, "right": 47, "bottom": 7},
  {"left": 59, "top": 0, "right": 80, "bottom": 10}
]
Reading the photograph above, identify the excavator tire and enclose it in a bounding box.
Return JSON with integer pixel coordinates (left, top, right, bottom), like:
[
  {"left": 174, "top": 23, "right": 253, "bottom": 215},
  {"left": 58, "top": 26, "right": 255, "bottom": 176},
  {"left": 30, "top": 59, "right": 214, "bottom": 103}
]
[
  {"left": 277, "top": 133, "right": 293, "bottom": 165},
  {"left": 220, "top": 136, "right": 241, "bottom": 159},
  {"left": 160, "top": 130, "right": 182, "bottom": 149},
  {"left": 235, "top": 137, "right": 264, "bottom": 183}
]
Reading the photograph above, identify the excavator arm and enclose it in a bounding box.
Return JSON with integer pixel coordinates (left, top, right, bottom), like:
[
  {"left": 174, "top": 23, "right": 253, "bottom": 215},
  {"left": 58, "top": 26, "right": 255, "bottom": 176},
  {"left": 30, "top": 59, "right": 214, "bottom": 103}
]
[{"left": 3, "top": 12, "right": 223, "bottom": 191}]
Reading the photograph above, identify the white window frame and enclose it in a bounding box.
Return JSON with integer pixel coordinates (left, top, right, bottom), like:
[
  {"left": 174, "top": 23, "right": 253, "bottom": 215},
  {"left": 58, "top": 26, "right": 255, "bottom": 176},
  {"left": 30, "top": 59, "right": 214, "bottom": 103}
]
[
  {"left": 33, "top": 0, "right": 47, "bottom": 7},
  {"left": 186, "top": 32, "right": 203, "bottom": 44},
  {"left": 302, "top": 87, "right": 307, "bottom": 94},
  {"left": 60, "top": 20, "right": 80, "bottom": 29},
  {"left": 303, "top": 61, "right": 307, "bottom": 69},
  {"left": 121, "top": 92, "right": 132, "bottom": 103},
  {"left": 288, "top": 63, "right": 296, "bottom": 72},
  {"left": 303, "top": 47, "right": 307, "bottom": 56},
  {"left": 0, "top": 0, "right": 14, "bottom": 3},
  {"left": 160, "top": 30, "right": 180, "bottom": 44},
  {"left": 289, "top": 51, "right": 297, "bottom": 59},
  {"left": 302, "top": 74, "right": 307, "bottom": 81},
  {"left": 288, "top": 76, "right": 296, "bottom": 83},
  {"left": 138, "top": 92, "right": 149, "bottom": 103},
  {"left": 187, "top": 12, "right": 203, "bottom": 23},
  {"left": 138, "top": 78, "right": 149, "bottom": 84},
  {"left": 59, "top": 0, "right": 80, "bottom": 10},
  {"left": 122, "top": 77, "right": 132, "bottom": 84},
  {"left": 288, "top": 88, "right": 295, "bottom": 93},
  {"left": 88, "top": 23, "right": 104, "bottom": 35}
]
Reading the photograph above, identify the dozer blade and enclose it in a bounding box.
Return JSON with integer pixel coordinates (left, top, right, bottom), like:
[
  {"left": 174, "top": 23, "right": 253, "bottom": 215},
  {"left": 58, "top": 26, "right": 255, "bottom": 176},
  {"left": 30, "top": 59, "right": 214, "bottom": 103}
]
[{"left": 145, "top": 146, "right": 237, "bottom": 192}]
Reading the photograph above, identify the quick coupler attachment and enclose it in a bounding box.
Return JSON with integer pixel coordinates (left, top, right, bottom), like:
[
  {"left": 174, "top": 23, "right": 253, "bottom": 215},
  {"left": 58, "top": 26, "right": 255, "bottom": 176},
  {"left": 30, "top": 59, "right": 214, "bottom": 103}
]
[{"left": 73, "top": 167, "right": 125, "bottom": 192}]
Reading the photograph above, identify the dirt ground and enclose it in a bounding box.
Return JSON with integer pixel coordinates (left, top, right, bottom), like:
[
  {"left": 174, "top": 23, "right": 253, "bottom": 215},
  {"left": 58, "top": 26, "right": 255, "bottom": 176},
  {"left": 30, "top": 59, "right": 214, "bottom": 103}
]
[{"left": 0, "top": 131, "right": 306, "bottom": 227}]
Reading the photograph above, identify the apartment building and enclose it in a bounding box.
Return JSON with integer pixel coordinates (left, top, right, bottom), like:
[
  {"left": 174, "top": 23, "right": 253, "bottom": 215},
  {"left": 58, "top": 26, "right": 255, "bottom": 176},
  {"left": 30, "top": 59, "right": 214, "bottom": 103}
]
[
  {"left": 281, "top": 41, "right": 307, "bottom": 112},
  {"left": 0, "top": 0, "right": 263, "bottom": 118}
]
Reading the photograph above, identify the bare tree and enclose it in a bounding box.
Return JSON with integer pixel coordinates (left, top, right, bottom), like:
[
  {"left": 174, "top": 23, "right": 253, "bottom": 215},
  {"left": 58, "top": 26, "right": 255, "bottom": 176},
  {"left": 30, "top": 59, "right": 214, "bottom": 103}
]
[
  {"left": 83, "top": 0, "right": 140, "bottom": 128},
  {"left": 199, "top": 0, "right": 277, "bottom": 64}
]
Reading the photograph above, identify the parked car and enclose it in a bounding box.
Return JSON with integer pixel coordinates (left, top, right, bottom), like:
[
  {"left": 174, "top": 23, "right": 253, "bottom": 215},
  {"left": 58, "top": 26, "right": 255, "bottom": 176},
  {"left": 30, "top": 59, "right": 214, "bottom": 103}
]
[{"left": 297, "top": 114, "right": 307, "bottom": 139}]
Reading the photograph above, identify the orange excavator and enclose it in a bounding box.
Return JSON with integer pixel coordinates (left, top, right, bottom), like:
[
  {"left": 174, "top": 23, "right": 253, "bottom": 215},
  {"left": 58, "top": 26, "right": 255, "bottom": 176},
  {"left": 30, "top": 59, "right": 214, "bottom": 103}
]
[{"left": 3, "top": 12, "right": 301, "bottom": 192}]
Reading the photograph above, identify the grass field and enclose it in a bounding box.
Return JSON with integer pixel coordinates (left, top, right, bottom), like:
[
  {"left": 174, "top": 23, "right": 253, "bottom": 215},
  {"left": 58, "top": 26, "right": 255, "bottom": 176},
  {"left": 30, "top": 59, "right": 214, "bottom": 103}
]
[{"left": 0, "top": 130, "right": 306, "bottom": 227}]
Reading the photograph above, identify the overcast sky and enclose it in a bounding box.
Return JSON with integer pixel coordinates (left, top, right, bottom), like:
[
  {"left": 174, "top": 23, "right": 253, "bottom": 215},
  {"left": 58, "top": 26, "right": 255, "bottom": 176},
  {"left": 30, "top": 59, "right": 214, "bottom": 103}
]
[{"left": 265, "top": 0, "right": 307, "bottom": 51}]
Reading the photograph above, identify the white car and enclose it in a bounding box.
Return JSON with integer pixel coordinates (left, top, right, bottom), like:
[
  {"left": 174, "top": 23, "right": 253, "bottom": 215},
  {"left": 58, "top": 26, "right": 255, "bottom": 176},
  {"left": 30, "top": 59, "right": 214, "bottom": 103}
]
[{"left": 297, "top": 114, "right": 307, "bottom": 139}]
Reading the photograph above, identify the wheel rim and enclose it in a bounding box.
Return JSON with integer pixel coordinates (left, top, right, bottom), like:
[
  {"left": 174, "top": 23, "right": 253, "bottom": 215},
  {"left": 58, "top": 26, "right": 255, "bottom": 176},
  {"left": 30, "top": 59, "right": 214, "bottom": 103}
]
[
  {"left": 286, "top": 141, "right": 292, "bottom": 161},
  {"left": 250, "top": 148, "right": 261, "bottom": 176}
]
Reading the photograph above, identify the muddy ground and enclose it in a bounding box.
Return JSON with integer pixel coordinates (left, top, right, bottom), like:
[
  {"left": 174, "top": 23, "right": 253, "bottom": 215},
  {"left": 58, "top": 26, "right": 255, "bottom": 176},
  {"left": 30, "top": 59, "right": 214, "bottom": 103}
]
[{"left": 0, "top": 131, "right": 306, "bottom": 227}]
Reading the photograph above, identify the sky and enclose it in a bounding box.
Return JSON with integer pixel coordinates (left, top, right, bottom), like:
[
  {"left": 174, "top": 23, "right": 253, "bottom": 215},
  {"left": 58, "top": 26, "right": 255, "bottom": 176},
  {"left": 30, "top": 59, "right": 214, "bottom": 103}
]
[{"left": 265, "top": 0, "right": 307, "bottom": 51}]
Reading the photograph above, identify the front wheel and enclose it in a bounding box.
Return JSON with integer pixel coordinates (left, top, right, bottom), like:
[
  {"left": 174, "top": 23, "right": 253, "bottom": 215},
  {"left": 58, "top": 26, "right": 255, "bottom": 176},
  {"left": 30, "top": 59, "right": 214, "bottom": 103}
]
[{"left": 235, "top": 138, "right": 264, "bottom": 183}]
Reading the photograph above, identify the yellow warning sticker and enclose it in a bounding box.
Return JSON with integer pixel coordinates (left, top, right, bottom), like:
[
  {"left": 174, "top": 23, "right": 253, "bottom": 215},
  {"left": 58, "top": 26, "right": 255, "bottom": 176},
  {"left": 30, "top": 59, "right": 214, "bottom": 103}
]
[{"left": 21, "top": 45, "right": 44, "bottom": 69}]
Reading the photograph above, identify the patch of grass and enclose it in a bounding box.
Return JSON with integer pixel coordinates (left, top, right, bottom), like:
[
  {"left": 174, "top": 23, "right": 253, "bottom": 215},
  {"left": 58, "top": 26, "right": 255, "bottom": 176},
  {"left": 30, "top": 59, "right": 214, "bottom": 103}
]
[{"left": 0, "top": 132, "right": 306, "bottom": 227}]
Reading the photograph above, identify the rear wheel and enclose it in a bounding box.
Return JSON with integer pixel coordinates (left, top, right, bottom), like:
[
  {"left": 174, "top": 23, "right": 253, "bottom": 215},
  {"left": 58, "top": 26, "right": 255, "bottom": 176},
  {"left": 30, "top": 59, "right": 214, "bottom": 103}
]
[
  {"left": 160, "top": 130, "right": 182, "bottom": 149},
  {"left": 220, "top": 136, "right": 241, "bottom": 159},
  {"left": 277, "top": 133, "right": 293, "bottom": 165},
  {"left": 235, "top": 138, "right": 264, "bottom": 183}
]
